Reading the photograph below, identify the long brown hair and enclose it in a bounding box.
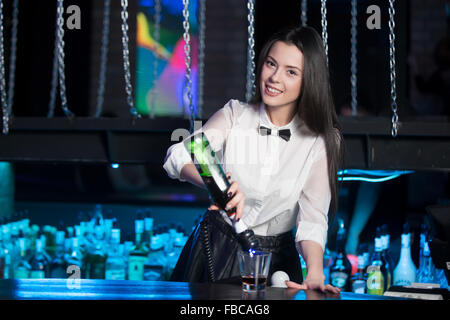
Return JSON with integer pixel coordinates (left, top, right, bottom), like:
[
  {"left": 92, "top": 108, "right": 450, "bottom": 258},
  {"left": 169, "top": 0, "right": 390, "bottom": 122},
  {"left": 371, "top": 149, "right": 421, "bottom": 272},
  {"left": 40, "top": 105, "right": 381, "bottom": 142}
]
[{"left": 251, "top": 26, "right": 345, "bottom": 223}]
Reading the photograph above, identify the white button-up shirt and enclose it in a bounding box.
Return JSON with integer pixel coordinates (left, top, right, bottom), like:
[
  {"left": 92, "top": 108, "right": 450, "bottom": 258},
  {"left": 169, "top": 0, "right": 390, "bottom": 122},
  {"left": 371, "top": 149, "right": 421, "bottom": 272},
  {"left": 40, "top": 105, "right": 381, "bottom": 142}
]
[{"left": 163, "top": 99, "right": 331, "bottom": 251}]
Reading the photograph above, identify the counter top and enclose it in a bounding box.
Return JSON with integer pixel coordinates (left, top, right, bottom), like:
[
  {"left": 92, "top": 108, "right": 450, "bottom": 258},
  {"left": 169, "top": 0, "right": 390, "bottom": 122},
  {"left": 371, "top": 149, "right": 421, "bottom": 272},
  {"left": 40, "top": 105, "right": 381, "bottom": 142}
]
[{"left": 0, "top": 279, "right": 410, "bottom": 300}]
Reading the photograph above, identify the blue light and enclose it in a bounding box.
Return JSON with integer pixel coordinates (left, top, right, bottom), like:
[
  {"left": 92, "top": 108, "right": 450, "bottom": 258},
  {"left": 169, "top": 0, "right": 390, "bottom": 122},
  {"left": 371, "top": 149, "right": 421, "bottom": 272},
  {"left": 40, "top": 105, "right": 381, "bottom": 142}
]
[
  {"left": 337, "top": 169, "right": 414, "bottom": 183},
  {"left": 110, "top": 163, "right": 119, "bottom": 169}
]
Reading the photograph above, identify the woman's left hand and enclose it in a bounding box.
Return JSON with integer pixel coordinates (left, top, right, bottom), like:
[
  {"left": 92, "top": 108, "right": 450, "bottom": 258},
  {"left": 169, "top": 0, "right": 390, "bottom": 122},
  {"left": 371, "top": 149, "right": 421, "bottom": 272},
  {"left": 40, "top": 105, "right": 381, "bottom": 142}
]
[{"left": 285, "top": 276, "right": 341, "bottom": 294}]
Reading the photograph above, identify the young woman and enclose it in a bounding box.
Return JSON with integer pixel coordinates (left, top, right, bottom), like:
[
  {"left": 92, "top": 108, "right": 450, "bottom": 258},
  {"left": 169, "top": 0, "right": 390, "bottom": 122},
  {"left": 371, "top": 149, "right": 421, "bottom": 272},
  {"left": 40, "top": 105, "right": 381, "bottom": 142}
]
[{"left": 163, "top": 26, "right": 344, "bottom": 294}]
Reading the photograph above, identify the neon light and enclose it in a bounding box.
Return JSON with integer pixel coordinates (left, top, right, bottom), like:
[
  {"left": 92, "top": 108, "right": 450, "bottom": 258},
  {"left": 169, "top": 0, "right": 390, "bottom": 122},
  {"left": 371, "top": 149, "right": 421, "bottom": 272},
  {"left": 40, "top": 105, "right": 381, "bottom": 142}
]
[{"left": 337, "top": 169, "right": 414, "bottom": 183}]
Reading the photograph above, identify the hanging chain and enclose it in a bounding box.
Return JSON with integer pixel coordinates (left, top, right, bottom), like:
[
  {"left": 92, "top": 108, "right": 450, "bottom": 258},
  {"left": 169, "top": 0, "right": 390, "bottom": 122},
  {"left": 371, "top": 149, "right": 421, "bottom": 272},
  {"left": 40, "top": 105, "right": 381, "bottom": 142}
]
[
  {"left": 301, "top": 0, "right": 307, "bottom": 27},
  {"left": 350, "top": 0, "right": 358, "bottom": 116},
  {"left": 321, "top": 0, "right": 329, "bottom": 67},
  {"left": 56, "top": 0, "right": 73, "bottom": 118},
  {"left": 149, "top": 0, "right": 161, "bottom": 119},
  {"left": 48, "top": 4, "right": 60, "bottom": 118},
  {"left": 95, "top": 0, "right": 111, "bottom": 118},
  {"left": 0, "top": 0, "right": 8, "bottom": 134},
  {"left": 245, "top": 0, "right": 256, "bottom": 102},
  {"left": 7, "top": 0, "right": 18, "bottom": 117},
  {"left": 121, "top": 0, "right": 140, "bottom": 118},
  {"left": 182, "top": 0, "right": 195, "bottom": 132},
  {"left": 198, "top": 0, "right": 206, "bottom": 119},
  {"left": 389, "top": 0, "right": 399, "bottom": 137}
]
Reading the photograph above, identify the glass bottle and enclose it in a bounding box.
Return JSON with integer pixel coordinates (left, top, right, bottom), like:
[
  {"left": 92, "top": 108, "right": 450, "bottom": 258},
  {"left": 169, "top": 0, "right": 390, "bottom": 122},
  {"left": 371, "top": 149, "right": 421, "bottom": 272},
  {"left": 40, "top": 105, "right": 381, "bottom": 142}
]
[
  {"left": 13, "top": 235, "right": 31, "bottom": 279},
  {"left": 393, "top": 225, "right": 417, "bottom": 286},
  {"left": 143, "top": 233, "right": 167, "bottom": 281},
  {"left": 351, "top": 244, "right": 369, "bottom": 294},
  {"left": 329, "top": 220, "right": 352, "bottom": 291},
  {"left": 65, "top": 237, "right": 83, "bottom": 273},
  {"left": 184, "top": 132, "right": 257, "bottom": 250},
  {"left": 416, "top": 240, "right": 436, "bottom": 284},
  {"left": 127, "top": 217, "right": 149, "bottom": 281},
  {"left": 49, "top": 230, "right": 68, "bottom": 278},
  {"left": 144, "top": 208, "right": 154, "bottom": 247},
  {"left": 105, "top": 228, "right": 126, "bottom": 280},
  {"left": 366, "top": 236, "right": 386, "bottom": 295},
  {"left": 84, "top": 219, "right": 107, "bottom": 279},
  {"left": 29, "top": 238, "right": 50, "bottom": 279},
  {"left": 379, "top": 226, "right": 393, "bottom": 291}
]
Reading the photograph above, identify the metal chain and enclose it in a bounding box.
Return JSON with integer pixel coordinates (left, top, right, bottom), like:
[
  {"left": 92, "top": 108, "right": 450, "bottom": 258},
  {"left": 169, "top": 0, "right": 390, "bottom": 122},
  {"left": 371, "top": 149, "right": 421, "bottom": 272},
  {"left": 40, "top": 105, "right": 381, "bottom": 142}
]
[
  {"left": 149, "top": 0, "right": 161, "bottom": 119},
  {"left": 121, "top": 0, "right": 140, "bottom": 118},
  {"left": 389, "top": 0, "right": 399, "bottom": 137},
  {"left": 48, "top": 6, "right": 59, "bottom": 118},
  {"left": 350, "top": 0, "right": 358, "bottom": 116},
  {"left": 321, "top": 0, "right": 329, "bottom": 67},
  {"left": 7, "top": 0, "right": 18, "bottom": 117},
  {"left": 198, "top": 0, "right": 206, "bottom": 118},
  {"left": 246, "top": 0, "right": 256, "bottom": 102},
  {"left": 95, "top": 0, "right": 111, "bottom": 118},
  {"left": 301, "top": 0, "right": 307, "bottom": 27},
  {"left": 0, "top": 0, "right": 8, "bottom": 134},
  {"left": 182, "top": 0, "right": 195, "bottom": 132},
  {"left": 56, "top": 0, "right": 73, "bottom": 118}
]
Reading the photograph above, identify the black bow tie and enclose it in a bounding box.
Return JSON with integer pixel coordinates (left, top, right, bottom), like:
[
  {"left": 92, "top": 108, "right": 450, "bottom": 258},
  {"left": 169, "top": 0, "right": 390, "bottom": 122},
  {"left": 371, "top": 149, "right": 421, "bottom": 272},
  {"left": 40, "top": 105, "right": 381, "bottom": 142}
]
[{"left": 259, "top": 125, "right": 291, "bottom": 141}]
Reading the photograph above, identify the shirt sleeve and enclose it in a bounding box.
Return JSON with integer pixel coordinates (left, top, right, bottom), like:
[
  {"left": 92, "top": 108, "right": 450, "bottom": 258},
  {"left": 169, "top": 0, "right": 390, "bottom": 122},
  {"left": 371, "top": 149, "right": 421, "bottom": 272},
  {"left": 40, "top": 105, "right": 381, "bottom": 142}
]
[
  {"left": 295, "top": 136, "right": 331, "bottom": 252},
  {"left": 162, "top": 99, "right": 241, "bottom": 182}
]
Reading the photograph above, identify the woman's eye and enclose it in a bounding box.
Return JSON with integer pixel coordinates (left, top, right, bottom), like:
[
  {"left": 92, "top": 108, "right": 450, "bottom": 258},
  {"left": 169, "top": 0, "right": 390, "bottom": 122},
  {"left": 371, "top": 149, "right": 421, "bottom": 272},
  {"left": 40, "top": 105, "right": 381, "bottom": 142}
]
[
  {"left": 266, "top": 60, "right": 275, "bottom": 67},
  {"left": 288, "top": 70, "right": 297, "bottom": 76}
]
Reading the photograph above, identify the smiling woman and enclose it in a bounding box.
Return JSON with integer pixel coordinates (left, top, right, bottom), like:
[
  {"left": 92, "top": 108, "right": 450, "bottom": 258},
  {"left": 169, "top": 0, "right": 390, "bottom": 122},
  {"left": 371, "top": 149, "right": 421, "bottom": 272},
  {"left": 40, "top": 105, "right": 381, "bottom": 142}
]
[{"left": 164, "top": 26, "right": 343, "bottom": 294}]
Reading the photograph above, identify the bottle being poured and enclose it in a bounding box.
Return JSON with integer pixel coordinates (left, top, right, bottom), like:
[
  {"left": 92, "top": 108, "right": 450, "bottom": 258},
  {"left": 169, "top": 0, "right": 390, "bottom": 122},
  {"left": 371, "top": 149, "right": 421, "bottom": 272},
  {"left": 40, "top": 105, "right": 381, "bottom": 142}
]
[{"left": 184, "top": 132, "right": 259, "bottom": 252}]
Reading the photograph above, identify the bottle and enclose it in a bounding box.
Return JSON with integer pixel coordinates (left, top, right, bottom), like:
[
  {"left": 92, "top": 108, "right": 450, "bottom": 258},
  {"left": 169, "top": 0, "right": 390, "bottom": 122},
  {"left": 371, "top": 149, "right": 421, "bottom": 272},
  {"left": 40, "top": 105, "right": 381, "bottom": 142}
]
[
  {"left": 65, "top": 237, "right": 83, "bottom": 272},
  {"left": 351, "top": 255, "right": 367, "bottom": 294},
  {"left": 351, "top": 244, "right": 369, "bottom": 294},
  {"left": 143, "top": 208, "right": 154, "bottom": 247},
  {"left": 184, "top": 132, "right": 258, "bottom": 250},
  {"left": 379, "top": 226, "right": 393, "bottom": 291},
  {"left": 366, "top": 236, "right": 386, "bottom": 295},
  {"left": 84, "top": 218, "right": 107, "bottom": 279},
  {"left": 29, "top": 238, "right": 50, "bottom": 279},
  {"left": 13, "top": 234, "right": 31, "bottom": 279},
  {"left": 143, "top": 233, "right": 167, "bottom": 281},
  {"left": 418, "top": 223, "right": 428, "bottom": 271},
  {"left": 127, "top": 216, "right": 149, "bottom": 280},
  {"left": 329, "top": 220, "right": 352, "bottom": 291},
  {"left": 393, "top": 224, "right": 417, "bottom": 286},
  {"left": 49, "top": 230, "right": 68, "bottom": 278},
  {"left": 416, "top": 240, "right": 436, "bottom": 283},
  {"left": 322, "top": 246, "right": 332, "bottom": 285},
  {"left": 105, "top": 228, "right": 126, "bottom": 280}
]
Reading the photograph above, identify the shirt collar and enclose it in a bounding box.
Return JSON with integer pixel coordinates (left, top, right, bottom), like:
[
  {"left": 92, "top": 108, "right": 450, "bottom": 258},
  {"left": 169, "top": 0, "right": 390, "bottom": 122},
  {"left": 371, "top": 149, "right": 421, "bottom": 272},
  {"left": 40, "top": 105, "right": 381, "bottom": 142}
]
[{"left": 258, "top": 102, "right": 303, "bottom": 135}]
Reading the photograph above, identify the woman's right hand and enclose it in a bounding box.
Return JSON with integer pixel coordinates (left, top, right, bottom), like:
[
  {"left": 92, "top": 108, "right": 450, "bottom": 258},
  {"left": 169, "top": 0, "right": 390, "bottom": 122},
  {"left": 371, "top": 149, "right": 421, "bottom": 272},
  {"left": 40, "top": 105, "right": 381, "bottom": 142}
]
[{"left": 208, "top": 172, "right": 245, "bottom": 221}]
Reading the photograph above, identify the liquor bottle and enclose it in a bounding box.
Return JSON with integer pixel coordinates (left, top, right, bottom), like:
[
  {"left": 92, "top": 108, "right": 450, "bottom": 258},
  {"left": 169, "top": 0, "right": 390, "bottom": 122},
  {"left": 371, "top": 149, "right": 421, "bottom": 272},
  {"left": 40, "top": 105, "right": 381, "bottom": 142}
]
[
  {"left": 329, "top": 220, "right": 352, "bottom": 291},
  {"left": 184, "top": 132, "right": 258, "bottom": 250},
  {"left": 351, "top": 243, "right": 369, "bottom": 294},
  {"left": 65, "top": 237, "right": 83, "bottom": 271},
  {"left": 418, "top": 223, "right": 428, "bottom": 270},
  {"left": 351, "top": 255, "right": 367, "bottom": 294},
  {"left": 49, "top": 230, "right": 68, "bottom": 278},
  {"left": 127, "top": 216, "right": 149, "bottom": 280},
  {"left": 393, "top": 224, "right": 417, "bottom": 286},
  {"left": 366, "top": 236, "right": 386, "bottom": 295},
  {"left": 105, "top": 228, "right": 126, "bottom": 280},
  {"left": 29, "top": 238, "right": 50, "bottom": 279},
  {"left": 416, "top": 240, "right": 436, "bottom": 283},
  {"left": 13, "top": 234, "right": 31, "bottom": 279},
  {"left": 143, "top": 208, "right": 154, "bottom": 247},
  {"left": 379, "top": 226, "right": 393, "bottom": 291},
  {"left": 84, "top": 217, "right": 107, "bottom": 279},
  {"left": 143, "top": 233, "right": 167, "bottom": 281}
]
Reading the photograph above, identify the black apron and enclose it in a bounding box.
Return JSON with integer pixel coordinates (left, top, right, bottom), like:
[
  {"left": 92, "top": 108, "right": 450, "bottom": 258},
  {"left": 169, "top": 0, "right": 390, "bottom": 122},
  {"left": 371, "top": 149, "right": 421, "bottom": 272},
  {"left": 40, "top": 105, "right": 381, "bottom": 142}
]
[{"left": 170, "top": 209, "right": 303, "bottom": 285}]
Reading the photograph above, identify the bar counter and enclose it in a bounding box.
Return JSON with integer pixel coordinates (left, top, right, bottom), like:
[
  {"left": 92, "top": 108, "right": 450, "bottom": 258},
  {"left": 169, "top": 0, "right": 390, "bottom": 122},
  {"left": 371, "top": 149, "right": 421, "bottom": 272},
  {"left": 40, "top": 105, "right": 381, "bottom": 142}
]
[{"left": 0, "top": 279, "right": 410, "bottom": 300}]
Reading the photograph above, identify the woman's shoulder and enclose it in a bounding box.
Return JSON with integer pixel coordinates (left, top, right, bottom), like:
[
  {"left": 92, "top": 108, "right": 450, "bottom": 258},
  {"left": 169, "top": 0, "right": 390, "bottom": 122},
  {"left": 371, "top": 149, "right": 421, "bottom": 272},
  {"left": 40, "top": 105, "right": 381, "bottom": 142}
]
[{"left": 222, "top": 99, "right": 259, "bottom": 122}]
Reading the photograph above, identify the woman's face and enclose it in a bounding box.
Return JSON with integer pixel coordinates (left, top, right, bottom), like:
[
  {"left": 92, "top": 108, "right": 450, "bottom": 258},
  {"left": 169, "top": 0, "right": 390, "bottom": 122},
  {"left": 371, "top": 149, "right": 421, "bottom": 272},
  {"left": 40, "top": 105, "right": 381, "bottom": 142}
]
[{"left": 260, "top": 41, "right": 304, "bottom": 112}]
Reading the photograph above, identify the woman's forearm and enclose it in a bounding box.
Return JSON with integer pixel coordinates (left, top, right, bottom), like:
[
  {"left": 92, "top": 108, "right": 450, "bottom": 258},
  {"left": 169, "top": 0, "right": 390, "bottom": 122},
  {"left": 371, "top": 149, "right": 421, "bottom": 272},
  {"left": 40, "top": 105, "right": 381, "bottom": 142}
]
[
  {"left": 298, "top": 240, "right": 325, "bottom": 279},
  {"left": 180, "top": 163, "right": 206, "bottom": 189}
]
